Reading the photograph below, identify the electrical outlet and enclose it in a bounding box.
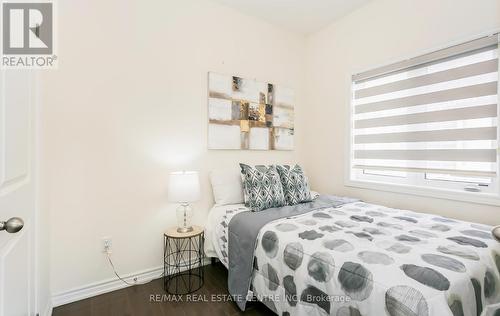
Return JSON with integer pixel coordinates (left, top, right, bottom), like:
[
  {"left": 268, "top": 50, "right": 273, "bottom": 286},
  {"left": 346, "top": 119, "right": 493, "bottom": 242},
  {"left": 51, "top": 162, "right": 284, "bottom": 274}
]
[{"left": 102, "top": 237, "right": 112, "bottom": 253}]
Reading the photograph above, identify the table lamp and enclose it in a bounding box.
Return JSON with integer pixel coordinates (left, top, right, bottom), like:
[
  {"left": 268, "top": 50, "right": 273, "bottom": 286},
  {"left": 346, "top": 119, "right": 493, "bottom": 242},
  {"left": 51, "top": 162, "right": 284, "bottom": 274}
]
[{"left": 168, "top": 171, "right": 200, "bottom": 233}]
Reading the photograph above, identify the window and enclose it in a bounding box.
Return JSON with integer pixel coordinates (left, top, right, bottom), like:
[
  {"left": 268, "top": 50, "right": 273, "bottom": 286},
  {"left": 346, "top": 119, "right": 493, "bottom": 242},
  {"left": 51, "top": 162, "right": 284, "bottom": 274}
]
[{"left": 348, "top": 33, "right": 500, "bottom": 205}]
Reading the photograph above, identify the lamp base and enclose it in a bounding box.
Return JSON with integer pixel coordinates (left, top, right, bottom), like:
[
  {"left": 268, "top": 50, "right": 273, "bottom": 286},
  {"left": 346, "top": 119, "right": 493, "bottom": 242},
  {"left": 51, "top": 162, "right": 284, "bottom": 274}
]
[
  {"left": 176, "top": 203, "right": 193, "bottom": 234},
  {"left": 177, "top": 226, "right": 194, "bottom": 233}
]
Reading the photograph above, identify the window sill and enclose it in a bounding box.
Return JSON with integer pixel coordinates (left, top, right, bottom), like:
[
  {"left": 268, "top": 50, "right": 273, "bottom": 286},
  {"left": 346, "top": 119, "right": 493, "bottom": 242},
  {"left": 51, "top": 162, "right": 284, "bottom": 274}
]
[{"left": 345, "top": 179, "right": 500, "bottom": 207}]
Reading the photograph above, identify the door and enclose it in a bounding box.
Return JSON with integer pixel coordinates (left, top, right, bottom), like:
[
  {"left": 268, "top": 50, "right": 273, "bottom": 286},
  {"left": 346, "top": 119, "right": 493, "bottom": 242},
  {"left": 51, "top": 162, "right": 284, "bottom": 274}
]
[{"left": 0, "top": 69, "right": 36, "bottom": 316}]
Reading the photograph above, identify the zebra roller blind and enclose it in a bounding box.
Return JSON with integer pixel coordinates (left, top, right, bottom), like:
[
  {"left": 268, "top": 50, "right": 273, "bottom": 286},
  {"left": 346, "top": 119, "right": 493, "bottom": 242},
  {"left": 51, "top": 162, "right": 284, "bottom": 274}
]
[{"left": 352, "top": 34, "right": 499, "bottom": 178}]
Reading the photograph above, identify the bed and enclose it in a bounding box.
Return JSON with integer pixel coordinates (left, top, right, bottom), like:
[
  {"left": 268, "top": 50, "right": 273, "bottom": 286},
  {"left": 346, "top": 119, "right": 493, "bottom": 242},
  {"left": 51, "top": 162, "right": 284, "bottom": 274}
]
[{"left": 205, "top": 195, "right": 500, "bottom": 316}]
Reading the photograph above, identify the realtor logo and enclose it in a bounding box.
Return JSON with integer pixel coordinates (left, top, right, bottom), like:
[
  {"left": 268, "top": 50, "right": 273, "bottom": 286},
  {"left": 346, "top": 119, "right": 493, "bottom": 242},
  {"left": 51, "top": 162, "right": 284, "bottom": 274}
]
[{"left": 1, "top": 1, "right": 57, "bottom": 68}]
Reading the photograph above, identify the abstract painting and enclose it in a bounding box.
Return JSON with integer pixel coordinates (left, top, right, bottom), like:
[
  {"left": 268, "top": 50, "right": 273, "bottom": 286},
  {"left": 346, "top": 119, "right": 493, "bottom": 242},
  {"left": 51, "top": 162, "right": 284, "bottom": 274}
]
[{"left": 208, "top": 72, "right": 294, "bottom": 150}]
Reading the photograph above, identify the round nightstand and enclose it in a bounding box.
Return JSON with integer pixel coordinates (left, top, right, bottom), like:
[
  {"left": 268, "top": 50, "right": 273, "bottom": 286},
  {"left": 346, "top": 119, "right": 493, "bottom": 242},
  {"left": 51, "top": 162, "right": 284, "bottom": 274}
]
[{"left": 163, "top": 225, "right": 204, "bottom": 295}]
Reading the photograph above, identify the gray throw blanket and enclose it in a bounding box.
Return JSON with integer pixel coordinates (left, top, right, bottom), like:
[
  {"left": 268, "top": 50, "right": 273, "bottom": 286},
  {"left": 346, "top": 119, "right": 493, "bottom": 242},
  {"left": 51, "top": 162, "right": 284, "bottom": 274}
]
[{"left": 227, "top": 195, "right": 359, "bottom": 311}]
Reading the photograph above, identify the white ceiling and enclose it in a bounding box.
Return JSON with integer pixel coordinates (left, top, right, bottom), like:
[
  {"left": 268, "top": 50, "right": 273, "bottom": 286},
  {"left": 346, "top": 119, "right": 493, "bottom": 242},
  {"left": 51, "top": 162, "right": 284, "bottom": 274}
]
[{"left": 212, "top": 0, "right": 371, "bottom": 34}]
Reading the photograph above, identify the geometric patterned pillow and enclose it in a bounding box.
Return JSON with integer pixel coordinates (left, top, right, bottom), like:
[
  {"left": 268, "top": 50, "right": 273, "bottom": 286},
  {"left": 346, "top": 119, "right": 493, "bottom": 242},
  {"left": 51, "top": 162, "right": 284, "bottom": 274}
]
[
  {"left": 276, "top": 164, "right": 312, "bottom": 205},
  {"left": 239, "top": 163, "right": 286, "bottom": 212}
]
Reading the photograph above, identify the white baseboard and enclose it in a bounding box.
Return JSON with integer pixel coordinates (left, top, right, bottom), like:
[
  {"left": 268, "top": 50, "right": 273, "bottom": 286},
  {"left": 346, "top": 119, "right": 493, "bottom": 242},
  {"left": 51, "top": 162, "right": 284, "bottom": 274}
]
[
  {"left": 52, "top": 259, "right": 210, "bottom": 308},
  {"left": 42, "top": 300, "right": 53, "bottom": 316},
  {"left": 51, "top": 265, "right": 164, "bottom": 307}
]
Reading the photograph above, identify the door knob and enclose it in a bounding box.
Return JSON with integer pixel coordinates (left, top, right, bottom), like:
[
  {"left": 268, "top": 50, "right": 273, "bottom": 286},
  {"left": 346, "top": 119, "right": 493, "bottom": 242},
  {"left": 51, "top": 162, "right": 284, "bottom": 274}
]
[
  {"left": 0, "top": 217, "right": 24, "bottom": 233},
  {"left": 493, "top": 225, "right": 500, "bottom": 242}
]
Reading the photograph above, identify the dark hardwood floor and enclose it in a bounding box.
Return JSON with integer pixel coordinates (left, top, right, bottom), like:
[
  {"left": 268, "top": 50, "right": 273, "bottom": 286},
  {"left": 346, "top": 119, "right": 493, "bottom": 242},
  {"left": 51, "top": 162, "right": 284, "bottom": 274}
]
[{"left": 53, "top": 263, "right": 273, "bottom": 316}]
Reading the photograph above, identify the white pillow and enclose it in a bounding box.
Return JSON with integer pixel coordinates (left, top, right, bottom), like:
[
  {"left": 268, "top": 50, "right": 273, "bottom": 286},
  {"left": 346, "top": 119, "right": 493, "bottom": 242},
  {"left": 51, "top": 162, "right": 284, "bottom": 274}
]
[{"left": 209, "top": 168, "right": 245, "bottom": 205}]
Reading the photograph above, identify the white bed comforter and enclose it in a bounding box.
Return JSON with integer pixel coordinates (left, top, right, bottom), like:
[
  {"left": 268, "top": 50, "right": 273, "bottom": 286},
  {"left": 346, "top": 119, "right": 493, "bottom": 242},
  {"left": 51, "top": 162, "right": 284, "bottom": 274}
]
[
  {"left": 205, "top": 203, "right": 249, "bottom": 267},
  {"left": 206, "top": 201, "right": 500, "bottom": 316}
]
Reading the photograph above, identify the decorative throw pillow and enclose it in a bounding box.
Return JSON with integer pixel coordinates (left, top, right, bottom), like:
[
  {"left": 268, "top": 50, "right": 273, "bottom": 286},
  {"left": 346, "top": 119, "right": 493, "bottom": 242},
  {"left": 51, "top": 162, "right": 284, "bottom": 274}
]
[
  {"left": 276, "top": 164, "right": 312, "bottom": 205},
  {"left": 239, "top": 164, "right": 286, "bottom": 211}
]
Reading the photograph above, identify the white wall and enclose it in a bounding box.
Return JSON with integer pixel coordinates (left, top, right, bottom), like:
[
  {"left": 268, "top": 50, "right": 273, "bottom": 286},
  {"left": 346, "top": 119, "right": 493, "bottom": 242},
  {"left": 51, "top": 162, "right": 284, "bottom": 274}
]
[
  {"left": 41, "top": 0, "right": 305, "bottom": 298},
  {"left": 302, "top": 0, "right": 500, "bottom": 225}
]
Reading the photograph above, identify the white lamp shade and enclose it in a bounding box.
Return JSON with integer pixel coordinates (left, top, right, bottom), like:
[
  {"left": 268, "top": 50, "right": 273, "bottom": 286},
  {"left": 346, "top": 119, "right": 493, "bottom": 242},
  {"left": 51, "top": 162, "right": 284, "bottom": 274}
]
[{"left": 168, "top": 171, "right": 200, "bottom": 203}]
